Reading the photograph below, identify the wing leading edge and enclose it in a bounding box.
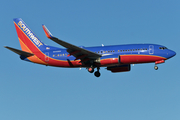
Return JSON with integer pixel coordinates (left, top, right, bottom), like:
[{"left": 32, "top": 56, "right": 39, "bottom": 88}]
[{"left": 42, "top": 25, "right": 101, "bottom": 63}]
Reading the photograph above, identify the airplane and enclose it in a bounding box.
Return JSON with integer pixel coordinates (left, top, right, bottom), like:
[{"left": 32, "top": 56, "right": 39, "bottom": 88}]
[{"left": 4, "top": 18, "right": 176, "bottom": 77}]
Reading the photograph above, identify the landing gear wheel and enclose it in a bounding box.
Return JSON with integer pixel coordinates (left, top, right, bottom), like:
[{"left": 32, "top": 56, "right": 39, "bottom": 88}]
[
  {"left": 154, "top": 66, "right": 158, "bottom": 70},
  {"left": 94, "top": 71, "right": 101, "bottom": 77},
  {"left": 88, "top": 67, "right": 94, "bottom": 73}
]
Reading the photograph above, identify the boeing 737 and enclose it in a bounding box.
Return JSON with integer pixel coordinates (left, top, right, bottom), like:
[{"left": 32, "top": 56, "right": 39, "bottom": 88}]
[{"left": 5, "top": 18, "right": 176, "bottom": 77}]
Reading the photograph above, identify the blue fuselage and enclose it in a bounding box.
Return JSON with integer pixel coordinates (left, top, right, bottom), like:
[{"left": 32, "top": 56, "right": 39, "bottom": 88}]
[{"left": 42, "top": 44, "right": 175, "bottom": 62}]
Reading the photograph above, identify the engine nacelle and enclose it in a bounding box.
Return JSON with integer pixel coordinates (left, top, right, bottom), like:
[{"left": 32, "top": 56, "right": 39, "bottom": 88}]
[
  {"left": 95, "top": 55, "right": 120, "bottom": 66},
  {"left": 107, "top": 64, "right": 131, "bottom": 73}
]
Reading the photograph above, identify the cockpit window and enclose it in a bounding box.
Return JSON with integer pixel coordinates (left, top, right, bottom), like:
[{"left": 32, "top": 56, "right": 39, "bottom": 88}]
[{"left": 159, "top": 47, "right": 167, "bottom": 50}]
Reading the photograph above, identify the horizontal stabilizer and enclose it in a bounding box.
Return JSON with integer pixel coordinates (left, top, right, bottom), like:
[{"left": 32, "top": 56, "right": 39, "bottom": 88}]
[{"left": 4, "top": 46, "right": 34, "bottom": 57}]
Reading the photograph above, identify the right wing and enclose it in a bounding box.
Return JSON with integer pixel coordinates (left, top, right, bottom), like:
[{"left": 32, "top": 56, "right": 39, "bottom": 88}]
[{"left": 42, "top": 25, "right": 101, "bottom": 63}]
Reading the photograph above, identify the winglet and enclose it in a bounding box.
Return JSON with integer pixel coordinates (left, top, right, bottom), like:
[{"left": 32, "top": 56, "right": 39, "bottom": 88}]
[{"left": 42, "top": 24, "right": 54, "bottom": 39}]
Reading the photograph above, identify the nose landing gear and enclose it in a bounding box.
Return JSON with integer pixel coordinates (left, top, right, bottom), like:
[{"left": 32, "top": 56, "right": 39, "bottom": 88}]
[
  {"left": 154, "top": 60, "right": 165, "bottom": 70},
  {"left": 154, "top": 65, "right": 158, "bottom": 70}
]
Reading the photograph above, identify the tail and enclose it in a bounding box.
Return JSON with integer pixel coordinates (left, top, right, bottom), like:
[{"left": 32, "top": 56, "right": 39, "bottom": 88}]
[
  {"left": 13, "top": 18, "right": 47, "bottom": 65},
  {"left": 13, "top": 18, "right": 45, "bottom": 53}
]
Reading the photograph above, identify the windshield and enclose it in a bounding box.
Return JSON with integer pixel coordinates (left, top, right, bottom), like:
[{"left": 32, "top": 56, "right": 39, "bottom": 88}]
[{"left": 159, "top": 47, "right": 167, "bottom": 50}]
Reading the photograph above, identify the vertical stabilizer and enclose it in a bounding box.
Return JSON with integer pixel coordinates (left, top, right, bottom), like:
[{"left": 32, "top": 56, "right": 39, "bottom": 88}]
[
  {"left": 13, "top": 18, "right": 47, "bottom": 65},
  {"left": 13, "top": 18, "right": 45, "bottom": 53}
]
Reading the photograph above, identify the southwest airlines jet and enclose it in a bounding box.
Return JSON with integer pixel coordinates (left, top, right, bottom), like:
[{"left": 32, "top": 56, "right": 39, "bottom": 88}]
[{"left": 5, "top": 18, "right": 176, "bottom": 77}]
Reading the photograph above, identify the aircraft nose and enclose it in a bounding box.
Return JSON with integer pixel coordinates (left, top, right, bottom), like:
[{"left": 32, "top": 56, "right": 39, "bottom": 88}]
[{"left": 168, "top": 50, "right": 176, "bottom": 58}]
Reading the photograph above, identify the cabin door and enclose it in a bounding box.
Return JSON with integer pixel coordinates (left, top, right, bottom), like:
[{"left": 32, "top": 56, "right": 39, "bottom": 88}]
[
  {"left": 149, "top": 45, "right": 154, "bottom": 54},
  {"left": 45, "top": 52, "right": 49, "bottom": 62}
]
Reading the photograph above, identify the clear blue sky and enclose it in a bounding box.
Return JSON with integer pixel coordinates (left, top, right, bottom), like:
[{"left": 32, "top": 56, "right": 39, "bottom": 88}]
[{"left": 0, "top": 0, "right": 179, "bottom": 120}]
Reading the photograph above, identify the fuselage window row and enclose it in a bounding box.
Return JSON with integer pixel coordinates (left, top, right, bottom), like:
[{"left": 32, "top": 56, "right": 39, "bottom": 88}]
[
  {"left": 52, "top": 48, "right": 148, "bottom": 57},
  {"left": 94, "top": 48, "right": 148, "bottom": 54},
  {"left": 53, "top": 54, "right": 67, "bottom": 57}
]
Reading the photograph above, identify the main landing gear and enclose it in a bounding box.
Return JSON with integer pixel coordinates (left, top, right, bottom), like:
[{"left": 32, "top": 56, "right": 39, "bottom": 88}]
[
  {"left": 88, "top": 66, "right": 94, "bottom": 73},
  {"left": 94, "top": 67, "right": 100, "bottom": 77},
  {"left": 87, "top": 66, "right": 101, "bottom": 77}
]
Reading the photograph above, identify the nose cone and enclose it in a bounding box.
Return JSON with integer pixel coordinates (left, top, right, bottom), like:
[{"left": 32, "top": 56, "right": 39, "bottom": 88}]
[{"left": 168, "top": 50, "right": 176, "bottom": 59}]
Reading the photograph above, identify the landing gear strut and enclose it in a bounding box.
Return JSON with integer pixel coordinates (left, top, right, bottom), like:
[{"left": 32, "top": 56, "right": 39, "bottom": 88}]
[
  {"left": 154, "top": 60, "right": 165, "bottom": 70},
  {"left": 94, "top": 67, "right": 101, "bottom": 77}
]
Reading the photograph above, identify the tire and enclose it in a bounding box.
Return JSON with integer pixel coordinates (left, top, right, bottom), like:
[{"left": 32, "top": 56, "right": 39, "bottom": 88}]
[
  {"left": 88, "top": 67, "right": 94, "bottom": 73},
  {"left": 154, "top": 66, "right": 158, "bottom": 70},
  {"left": 94, "top": 71, "right": 101, "bottom": 77}
]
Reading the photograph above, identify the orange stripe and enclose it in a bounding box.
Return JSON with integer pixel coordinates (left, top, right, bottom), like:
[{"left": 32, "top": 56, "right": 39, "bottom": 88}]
[
  {"left": 19, "top": 38, "right": 47, "bottom": 65},
  {"left": 19, "top": 38, "right": 31, "bottom": 53}
]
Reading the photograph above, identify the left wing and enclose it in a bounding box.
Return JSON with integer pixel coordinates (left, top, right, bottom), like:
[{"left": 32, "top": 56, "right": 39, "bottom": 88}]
[{"left": 42, "top": 25, "right": 101, "bottom": 62}]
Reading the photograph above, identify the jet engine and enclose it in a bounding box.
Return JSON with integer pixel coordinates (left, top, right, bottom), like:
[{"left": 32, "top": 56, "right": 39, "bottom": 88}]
[{"left": 107, "top": 64, "right": 131, "bottom": 73}]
